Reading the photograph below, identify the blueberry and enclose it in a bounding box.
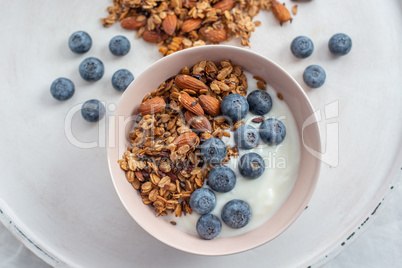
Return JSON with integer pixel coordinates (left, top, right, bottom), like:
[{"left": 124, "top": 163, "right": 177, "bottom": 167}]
[
  {"left": 201, "top": 137, "right": 227, "bottom": 165},
  {"left": 112, "top": 69, "right": 134, "bottom": 92},
  {"left": 234, "top": 125, "right": 259, "bottom": 150},
  {"left": 247, "top": 90, "right": 272, "bottom": 115},
  {"left": 68, "top": 31, "right": 92, "bottom": 54},
  {"left": 221, "top": 200, "right": 252, "bottom": 229},
  {"left": 328, "top": 33, "right": 352, "bottom": 56},
  {"left": 189, "top": 188, "right": 216, "bottom": 215},
  {"left": 221, "top": 94, "right": 249, "bottom": 122},
  {"left": 196, "top": 214, "right": 222, "bottom": 240},
  {"left": 109, "top": 35, "right": 131, "bottom": 56},
  {"left": 303, "top": 65, "right": 326, "bottom": 88},
  {"left": 290, "top": 36, "right": 314, "bottom": 59},
  {"left": 79, "top": 57, "right": 104, "bottom": 82},
  {"left": 260, "top": 118, "right": 286, "bottom": 145},
  {"left": 238, "top": 153, "right": 265, "bottom": 179},
  {"left": 50, "top": 78, "right": 75, "bottom": 101},
  {"left": 81, "top": 99, "right": 106, "bottom": 122},
  {"left": 208, "top": 166, "right": 236, "bottom": 193}
]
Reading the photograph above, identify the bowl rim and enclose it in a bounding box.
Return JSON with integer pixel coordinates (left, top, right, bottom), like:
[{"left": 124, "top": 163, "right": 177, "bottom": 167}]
[{"left": 107, "top": 45, "right": 322, "bottom": 255}]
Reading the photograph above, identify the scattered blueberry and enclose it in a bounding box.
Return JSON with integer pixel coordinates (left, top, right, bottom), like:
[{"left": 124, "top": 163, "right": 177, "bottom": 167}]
[
  {"left": 303, "top": 65, "right": 326, "bottom": 88},
  {"left": 112, "top": 69, "right": 134, "bottom": 92},
  {"left": 201, "top": 137, "right": 227, "bottom": 165},
  {"left": 290, "top": 36, "right": 314, "bottom": 59},
  {"left": 328, "top": 33, "right": 352, "bottom": 56},
  {"left": 50, "top": 78, "right": 75, "bottom": 101},
  {"left": 109, "top": 35, "right": 131, "bottom": 56},
  {"left": 208, "top": 166, "right": 236, "bottom": 193},
  {"left": 221, "top": 199, "right": 252, "bottom": 229},
  {"left": 260, "top": 118, "right": 286, "bottom": 145},
  {"left": 247, "top": 90, "right": 272, "bottom": 115},
  {"left": 196, "top": 214, "right": 222, "bottom": 240},
  {"left": 79, "top": 57, "right": 104, "bottom": 82},
  {"left": 234, "top": 125, "right": 259, "bottom": 150},
  {"left": 221, "top": 93, "right": 249, "bottom": 122},
  {"left": 81, "top": 99, "right": 106, "bottom": 122},
  {"left": 189, "top": 188, "right": 216, "bottom": 215},
  {"left": 68, "top": 31, "right": 92, "bottom": 54},
  {"left": 238, "top": 153, "right": 265, "bottom": 179}
]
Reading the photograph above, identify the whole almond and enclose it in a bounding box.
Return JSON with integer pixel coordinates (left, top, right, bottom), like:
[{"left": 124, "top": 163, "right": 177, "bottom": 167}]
[
  {"left": 179, "top": 94, "right": 204, "bottom": 116},
  {"left": 198, "top": 95, "right": 221, "bottom": 117},
  {"left": 162, "top": 14, "right": 177, "bottom": 35},
  {"left": 181, "top": 18, "right": 203, "bottom": 33},
  {"left": 120, "top": 16, "right": 147, "bottom": 30},
  {"left": 137, "top": 97, "right": 166, "bottom": 115},
  {"left": 199, "top": 27, "right": 227, "bottom": 43},
  {"left": 184, "top": 111, "right": 212, "bottom": 131},
  {"left": 212, "top": 0, "right": 235, "bottom": 11},
  {"left": 271, "top": 0, "right": 292, "bottom": 24},
  {"left": 173, "top": 132, "right": 198, "bottom": 148},
  {"left": 142, "top": 29, "right": 167, "bottom": 43},
  {"left": 175, "top": 75, "right": 208, "bottom": 92}
]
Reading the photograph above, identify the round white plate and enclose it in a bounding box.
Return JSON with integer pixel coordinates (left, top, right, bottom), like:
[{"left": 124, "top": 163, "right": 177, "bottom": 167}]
[{"left": 0, "top": 0, "right": 401, "bottom": 267}]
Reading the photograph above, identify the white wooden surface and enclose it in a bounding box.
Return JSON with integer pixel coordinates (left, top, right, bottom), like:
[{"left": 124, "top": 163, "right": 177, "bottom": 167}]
[{"left": 0, "top": 0, "right": 401, "bottom": 267}]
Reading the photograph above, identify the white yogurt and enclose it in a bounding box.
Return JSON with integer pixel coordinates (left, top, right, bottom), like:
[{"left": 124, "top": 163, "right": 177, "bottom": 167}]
[{"left": 165, "top": 73, "right": 301, "bottom": 237}]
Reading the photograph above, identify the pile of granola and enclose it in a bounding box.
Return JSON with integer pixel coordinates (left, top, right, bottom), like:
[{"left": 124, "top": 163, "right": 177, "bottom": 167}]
[
  {"left": 101, "top": 0, "right": 292, "bottom": 56},
  {"left": 118, "top": 59, "right": 248, "bottom": 216}
]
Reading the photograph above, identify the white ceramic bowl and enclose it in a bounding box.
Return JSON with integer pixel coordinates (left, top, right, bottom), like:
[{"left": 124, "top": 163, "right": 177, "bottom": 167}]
[{"left": 107, "top": 45, "right": 321, "bottom": 255}]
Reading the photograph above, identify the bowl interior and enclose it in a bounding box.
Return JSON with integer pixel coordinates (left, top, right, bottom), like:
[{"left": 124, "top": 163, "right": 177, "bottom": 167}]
[{"left": 107, "top": 45, "right": 321, "bottom": 255}]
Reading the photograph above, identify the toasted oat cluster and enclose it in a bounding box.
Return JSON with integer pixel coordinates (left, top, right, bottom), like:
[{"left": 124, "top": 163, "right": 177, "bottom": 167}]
[
  {"left": 118, "top": 59, "right": 247, "bottom": 216},
  {"left": 101, "top": 0, "right": 276, "bottom": 56}
]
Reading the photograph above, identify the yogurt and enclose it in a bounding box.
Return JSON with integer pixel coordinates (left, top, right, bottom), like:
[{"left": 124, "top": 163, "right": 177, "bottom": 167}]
[{"left": 165, "top": 73, "right": 301, "bottom": 237}]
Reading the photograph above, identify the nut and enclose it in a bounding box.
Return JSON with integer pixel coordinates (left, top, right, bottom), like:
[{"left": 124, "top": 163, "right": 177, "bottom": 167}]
[
  {"left": 212, "top": 0, "right": 235, "bottom": 11},
  {"left": 271, "top": 0, "right": 292, "bottom": 24},
  {"left": 142, "top": 29, "right": 167, "bottom": 43},
  {"left": 173, "top": 132, "right": 198, "bottom": 148},
  {"left": 137, "top": 97, "right": 166, "bottom": 115},
  {"left": 162, "top": 14, "right": 177, "bottom": 35},
  {"left": 199, "top": 27, "right": 227, "bottom": 43},
  {"left": 181, "top": 18, "right": 203, "bottom": 33},
  {"left": 184, "top": 111, "right": 212, "bottom": 132},
  {"left": 198, "top": 95, "right": 221, "bottom": 117},
  {"left": 174, "top": 75, "right": 209, "bottom": 92},
  {"left": 120, "top": 16, "right": 147, "bottom": 30},
  {"left": 179, "top": 94, "right": 204, "bottom": 116}
]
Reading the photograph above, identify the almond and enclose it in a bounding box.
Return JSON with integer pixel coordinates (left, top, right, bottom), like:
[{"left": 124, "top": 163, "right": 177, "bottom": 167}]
[
  {"left": 142, "top": 29, "right": 167, "bottom": 43},
  {"left": 173, "top": 132, "right": 198, "bottom": 148},
  {"left": 271, "top": 0, "right": 292, "bottom": 24},
  {"left": 184, "top": 111, "right": 212, "bottom": 132},
  {"left": 198, "top": 95, "right": 221, "bottom": 117},
  {"left": 162, "top": 14, "right": 177, "bottom": 35},
  {"left": 120, "top": 16, "right": 147, "bottom": 30},
  {"left": 137, "top": 97, "right": 166, "bottom": 115},
  {"left": 199, "top": 27, "right": 227, "bottom": 43},
  {"left": 212, "top": 0, "right": 235, "bottom": 11},
  {"left": 174, "top": 74, "right": 208, "bottom": 92},
  {"left": 181, "top": 18, "right": 203, "bottom": 33},
  {"left": 179, "top": 94, "right": 204, "bottom": 116}
]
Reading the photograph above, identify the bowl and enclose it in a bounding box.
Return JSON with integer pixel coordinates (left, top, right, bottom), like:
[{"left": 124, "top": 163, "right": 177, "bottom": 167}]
[{"left": 107, "top": 45, "right": 321, "bottom": 255}]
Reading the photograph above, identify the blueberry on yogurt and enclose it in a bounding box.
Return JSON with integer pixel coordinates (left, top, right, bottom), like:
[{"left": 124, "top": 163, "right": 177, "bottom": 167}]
[
  {"left": 112, "top": 69, "right": 134, "bottom": 92},
  {"left": 189, "top": 188, "right": 216, "bottom": 215},
  {"left": 238, "top": 153, "right": 265, "bottom": 179},
  {"left": 201, "top": 137, "right": 227, "bottom": 165},
  {"left": 196, "top": 214, "right": 222, "bottom": 240},
  {"left": 234, "top": 124, "right": 259, "bottom": 150},
  {"left": 303, "top": 65, "right": 326, "bottom": 88},
  {"left": 290, "top": 36, "right": 314, "bottom": 59},
  {"left": 109, "top": 35, "right": 131, "bottom": 56},
  {"left": 208, "top": 166, "right": 236, "bottom": 193},
  {"left": 221, "top": 199, "right": 252, "bottom": 229},
  {"left": 221, "top": 93, "right": 249, "bottom": 122},
  {"left": 260, "top": 118, "right": 286, "bottom": 145},
  {"left": 68, "top": 31, "right": 92, "bottom": 54},
  {"left": 247, "top": 90, "right": 272, "bottom": 115},
  {"left": 50, "top": 78, "right": 75, "bottom": 101},
  {"left": 81, "top": 99, "right": 105, "bottom": 122},
  {"left": 79, "top": 57, "right": 104, "bottom": 82},
  {"left": 328, "top": 33, "right": 352, "bottom": 56}
]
